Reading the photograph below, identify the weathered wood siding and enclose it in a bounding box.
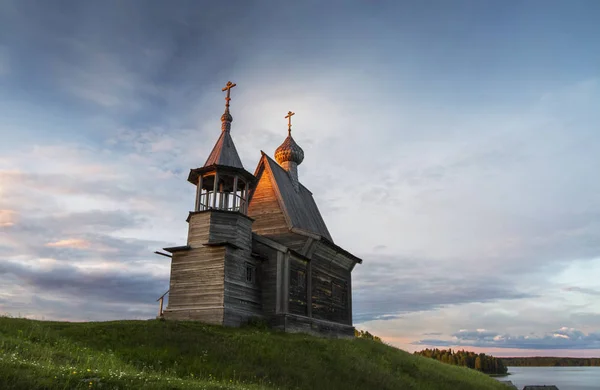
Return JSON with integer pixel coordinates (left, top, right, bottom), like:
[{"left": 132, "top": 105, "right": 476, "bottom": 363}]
[
  {"left": 265, "top": 232, "right": 308, "bottom": 253},
  {"left": 252, "top": 240, "right": 281, "bottom": 317},
  {"left": 247, "top": 170, "right": 289, "bottom": 236},
  {"left": 166, "top": 210, "right": 258, "bottom": 326},
  {"left": 289, "top": 256, "right": 308, "bottom": 316},
  {"left": 271, "top": 313, "right": 354, "bottom": 338},
  {"left": 186, "top": 212, "right": 211, "bottom": 247},
  {"left": 163, "top": 246, "right": 226, "bottom": 324},
  {"left": 224, "top": 246, "right": 263, "bottom": 326},
  {"left": 188, "top": 211, "right": 253, "bottom": 249},
  {"left": 310, "top": 243, "right": 352, "bottom": 325}
]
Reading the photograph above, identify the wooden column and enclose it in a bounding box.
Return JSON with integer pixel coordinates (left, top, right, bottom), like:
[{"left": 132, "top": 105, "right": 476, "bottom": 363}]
[
  {"left": 283, "top": 252, "right": 290, "bottom": 314},
  {"left": 275, "top": 251, "right": 283, "bottom": 314},
  {"left": 307, "top": 260, "right": 312, "bottom": 318},
  {"left": 219, "top": 182, "right": 225, "bottom": 209},
  {"left": 212, "top": 172, "right": 219, "bottom": 209},
  {"left": 203, "top": 179, "right": 210, "bottom": 209},
  {"left": 242, "top": 180, "right": 249, "bottom": 214},
  {"left": 158, "top": 297, "right": 164, "bottom": 317},
  {"left": 223, "top": 192, "right": 229, "bottom": 210},
  {"left": 195, "top": 175, "right": 203, "bottom": 211},
  {"left": 347, "top": 271, "right": 353, "bottom": 325},
  {"left": 232, "top": 176, "right": 239, "bottom": 211}
]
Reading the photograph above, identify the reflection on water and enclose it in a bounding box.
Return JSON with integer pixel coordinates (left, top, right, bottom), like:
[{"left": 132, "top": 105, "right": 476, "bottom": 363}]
[{"left": 493, "top": 367, "right": 600, "bottom": 390}]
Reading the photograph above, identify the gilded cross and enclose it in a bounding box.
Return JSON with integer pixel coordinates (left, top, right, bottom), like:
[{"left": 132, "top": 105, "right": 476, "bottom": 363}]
[
  {"left": 222, "top": 81, "right": 237, "bottom": 108},
  {"left": 285, "top": 111, "right": 295, "bottom": 133}
]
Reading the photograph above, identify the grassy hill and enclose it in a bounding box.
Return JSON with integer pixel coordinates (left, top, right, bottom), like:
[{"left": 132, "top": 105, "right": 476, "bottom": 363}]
[{"left": 0, "top": 317, "right": 509, "bottom": 390}]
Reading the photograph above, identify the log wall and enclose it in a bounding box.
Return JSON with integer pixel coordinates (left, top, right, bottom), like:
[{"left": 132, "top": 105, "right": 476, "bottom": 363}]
[
  {"left": 163, "top": 246, "right": 226, "bottom": 324},
  {"left": 289, "top": 256, "right": 308, "bottom": 316},
  {"left": 224, "top": 245, "right": 263, "bottom": 326},
  {"left": 310, "top": 242, "right": 352, "bottom": 325}
]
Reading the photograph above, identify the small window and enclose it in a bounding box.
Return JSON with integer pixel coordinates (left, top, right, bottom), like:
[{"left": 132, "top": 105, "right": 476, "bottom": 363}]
[{"left": 245, "top": 263, "right": 255, "bottom": 284}]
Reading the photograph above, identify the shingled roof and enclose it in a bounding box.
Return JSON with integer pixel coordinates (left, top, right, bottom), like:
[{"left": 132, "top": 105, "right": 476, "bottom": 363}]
[
  {"left": 203, "top": 129, "right": 244, "bottom": 169},
  {"left": 253, "top": 152, "right": 333, "bottom": 242}
]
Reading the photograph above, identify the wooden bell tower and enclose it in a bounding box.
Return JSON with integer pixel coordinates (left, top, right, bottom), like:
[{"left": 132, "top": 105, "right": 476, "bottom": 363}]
[{"left": 162, "top": 82, "right": 261, "bottom": 325}]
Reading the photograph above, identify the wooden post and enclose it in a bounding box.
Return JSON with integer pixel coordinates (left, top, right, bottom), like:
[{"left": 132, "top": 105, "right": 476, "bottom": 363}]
[
  {"left": 219, "top": 181, "right": 225, "bottom": 209},
  {"left": 242, "top": 180, "right": 249, "bottom": 213},
  {"left": 347, "top": 271, "right": 353, "bottom": 325},
  {"left": 195, "top": 175, "right": 203, "bottom": 211},
  {"left": 158, "top": 297, "right": 164, "bottom": 317},
  {"left": 276, "top": 251, "right": 283, "bottom": 314},
  {"left": 212, "top": 172, "right": 219, "bottom": 209},
  {"left": 232, "top": 176, "right": 239, "bottom": 211},
  {"left": 307, "top": 261, "right": 312, "bottom": 318},
  {"left": 204, "top": 183, "right": 210, "bottom": 209},
  {"left": 283, "top": 252, "right": 290, "bottom": 314}
]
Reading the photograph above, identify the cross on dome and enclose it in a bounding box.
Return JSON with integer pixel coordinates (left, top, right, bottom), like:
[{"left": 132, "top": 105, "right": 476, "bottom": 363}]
[{"left": 285, "top": 111, "right": 295, "bottom": 134}]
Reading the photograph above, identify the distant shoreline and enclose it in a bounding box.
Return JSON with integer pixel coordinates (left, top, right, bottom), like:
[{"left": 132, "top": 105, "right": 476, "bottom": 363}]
[{"left": 500, "top": 357, "right": 600, "bottom": 367}]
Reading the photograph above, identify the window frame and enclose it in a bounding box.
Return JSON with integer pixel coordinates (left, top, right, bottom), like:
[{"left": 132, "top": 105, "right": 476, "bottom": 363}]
[{"left": 245, "top": 262, "right": 256, "bottom": 284}]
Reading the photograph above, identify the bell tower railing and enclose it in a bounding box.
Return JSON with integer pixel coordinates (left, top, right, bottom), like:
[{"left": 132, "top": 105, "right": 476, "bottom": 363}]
[{"left": 194, "top": 172, "right": 250, "bottom": 214}]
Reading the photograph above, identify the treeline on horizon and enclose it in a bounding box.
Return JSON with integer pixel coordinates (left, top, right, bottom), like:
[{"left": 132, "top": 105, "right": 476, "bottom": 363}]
[
  {"left": 501, "top": 357, "right": 600, "bottom": 366},
  {"left": 414, "top": 348, "right": 508, "bottom": 375}
]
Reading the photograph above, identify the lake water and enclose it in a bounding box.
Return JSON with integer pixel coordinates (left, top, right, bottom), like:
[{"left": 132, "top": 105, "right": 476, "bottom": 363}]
[{"left": 494, "top": 367, "right": 600, "bottom": 390}]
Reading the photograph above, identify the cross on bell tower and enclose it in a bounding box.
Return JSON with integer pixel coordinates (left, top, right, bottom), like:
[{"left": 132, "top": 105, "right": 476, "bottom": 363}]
[
  {"left": 220, "top": 81, "right": 236, "bottom": 133},
  {"left": 222, "top": 81, "right": 236, "bottom": 108},
  {"left": 186, "top": 81, "right": 255, "bottom": 214}
]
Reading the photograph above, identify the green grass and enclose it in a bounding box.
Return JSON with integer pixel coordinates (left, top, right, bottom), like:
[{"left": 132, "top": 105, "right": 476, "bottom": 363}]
[{"left": 0, "top": 316, "right": 509, "bottom": 390}]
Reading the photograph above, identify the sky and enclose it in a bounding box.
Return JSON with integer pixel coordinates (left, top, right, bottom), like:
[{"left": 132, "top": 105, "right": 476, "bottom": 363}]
[{"left": 1, "top": 0, "right": 600, "bottom": 357}]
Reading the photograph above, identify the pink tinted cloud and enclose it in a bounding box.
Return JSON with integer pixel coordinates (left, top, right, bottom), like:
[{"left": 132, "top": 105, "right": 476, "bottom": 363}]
[
  {"left": 45, "top": 238, "right": 91, "bottom": 249},
  {"left": 0, "top": 209, "right": 17, "bottom": 227}
]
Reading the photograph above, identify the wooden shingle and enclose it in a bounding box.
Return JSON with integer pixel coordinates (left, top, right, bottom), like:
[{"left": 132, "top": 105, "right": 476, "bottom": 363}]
[{"left": 203, "top": 129, "right": 244, "bottom": 169}]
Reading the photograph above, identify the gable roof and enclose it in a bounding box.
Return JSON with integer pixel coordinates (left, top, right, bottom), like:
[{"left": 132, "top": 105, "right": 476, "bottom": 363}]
[
  {"left": 251, "top": 152, "right": 333, "bottom": 242},
  {"left": 203, "top": 130, "right": 244, "bottom": 169}
]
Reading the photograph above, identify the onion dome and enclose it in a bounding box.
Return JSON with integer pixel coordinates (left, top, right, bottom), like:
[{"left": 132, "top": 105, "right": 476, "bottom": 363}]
[
  {"left": 275, "top": 132, "right": 304, "bottom": 166},
  {"left": 275, "top": 111, "right": 304, "bottom": 166}
]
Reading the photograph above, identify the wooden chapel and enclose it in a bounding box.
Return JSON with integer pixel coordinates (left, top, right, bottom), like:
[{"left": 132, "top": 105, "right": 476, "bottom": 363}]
[{"left": 160, "top": 81, "right": 362, "bottom": 337}]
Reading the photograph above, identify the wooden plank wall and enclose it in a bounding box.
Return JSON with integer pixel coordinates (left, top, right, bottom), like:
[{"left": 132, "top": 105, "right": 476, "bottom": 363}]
[
  {"left": 188, "top": 211, "right": 253, "bottom": 249},
  {"left": 223, "top": 246, "right": 263, "bottom": 326},
  {"left": 208, "top": 212, "right": 253, "bottom": 249},
  {"left": 187, "top": 212, "right": 211, "bottom": 247},
  {"left": 288, "top": 256, "right": 308, "bottom": 316},
  {"left": 271, "top": 313, "right": 355, "bottom": 338},
  {"left": 252, "top": 241, "right": 280, "bottom": 317},
  {"left": 310, "top": 242, "right": 352, "bottom": 325},
  {"left": 266, "top": 232, "right": 308, "bottom": 253},
  {"left": 247, "top": 170, "right": 289, "bottom": 236},
  {"left": 163, "top": 247, "right": 226, "bottom": 324}
]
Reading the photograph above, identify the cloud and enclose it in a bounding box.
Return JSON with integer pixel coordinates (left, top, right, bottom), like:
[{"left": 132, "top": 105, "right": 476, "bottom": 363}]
[
  {"left": 45, "top": 239, "right": 91, "bottom": 249},
  {"left": 0, "top": 210, "right": 17, "bottom": 227},
  {"left": 352, "top": 255, "right": 536, "bottom": 323},
  {"left": 414, "top": 327, "right": 600, "bottom": 350},
  {"left": 563, "top": 286, "right": 600, "bottom": 297},
  {"left": 0, "top": 260, "right": 167, "bottom": 320}
]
